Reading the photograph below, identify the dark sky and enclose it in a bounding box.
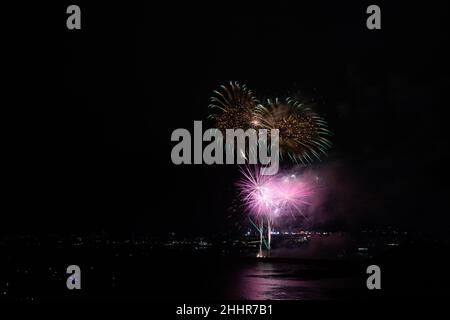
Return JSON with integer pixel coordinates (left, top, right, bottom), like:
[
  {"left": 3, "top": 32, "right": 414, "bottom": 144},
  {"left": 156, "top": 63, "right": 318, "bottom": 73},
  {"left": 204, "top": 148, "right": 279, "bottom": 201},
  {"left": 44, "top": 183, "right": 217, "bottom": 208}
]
[{"left": 6, "top": 2, "right": 450, "bottom": 237}]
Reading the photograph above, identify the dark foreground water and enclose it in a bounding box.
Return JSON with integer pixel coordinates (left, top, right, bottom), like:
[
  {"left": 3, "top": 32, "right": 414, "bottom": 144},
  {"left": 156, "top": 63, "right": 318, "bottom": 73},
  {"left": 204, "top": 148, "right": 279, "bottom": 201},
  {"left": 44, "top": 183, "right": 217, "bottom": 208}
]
[
  {"left": 1, "top": 243, "right": 449, "bottom": 299},
  {"left": 1, "top": 247, "right": 367, "bottom": 299}
]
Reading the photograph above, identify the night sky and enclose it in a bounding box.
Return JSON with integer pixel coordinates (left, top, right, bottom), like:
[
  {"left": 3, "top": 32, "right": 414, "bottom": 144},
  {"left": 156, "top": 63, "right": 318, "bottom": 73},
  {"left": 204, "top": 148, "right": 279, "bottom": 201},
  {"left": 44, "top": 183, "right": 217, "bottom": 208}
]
[{"left": 7, "top": 2, "right": 450, "bottom": 237}]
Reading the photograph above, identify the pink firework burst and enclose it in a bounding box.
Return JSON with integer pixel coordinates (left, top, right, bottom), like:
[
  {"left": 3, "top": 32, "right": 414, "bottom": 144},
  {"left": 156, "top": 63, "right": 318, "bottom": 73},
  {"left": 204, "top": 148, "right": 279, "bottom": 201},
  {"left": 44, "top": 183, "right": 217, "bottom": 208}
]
[{"left": 236, "top": 166, "right": 315, "bottom": 219}]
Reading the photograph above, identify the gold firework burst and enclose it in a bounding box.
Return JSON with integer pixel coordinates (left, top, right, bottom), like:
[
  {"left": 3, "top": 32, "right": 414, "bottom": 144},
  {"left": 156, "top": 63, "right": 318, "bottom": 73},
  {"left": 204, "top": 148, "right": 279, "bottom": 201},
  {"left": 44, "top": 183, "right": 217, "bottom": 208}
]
[
  {"left": 208, "top": 82, "right": 259, "bottom": 130},
  {"left": 255, "top": 98, "right": 332, "bottom": 163}
]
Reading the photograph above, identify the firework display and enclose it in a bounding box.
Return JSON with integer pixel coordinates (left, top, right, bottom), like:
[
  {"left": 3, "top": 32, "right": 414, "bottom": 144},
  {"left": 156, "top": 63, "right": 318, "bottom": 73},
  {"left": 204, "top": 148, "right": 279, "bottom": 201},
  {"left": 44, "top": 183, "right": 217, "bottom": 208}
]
[
  {"left": 209, "top": 82, "right": 332, "bottom": 256},
  {"left": 208, "top": 82, "right": 259, "bottom": 130},
  {"left": 209, "top": 82, "right": 332, "bottom": 164},
  {"left": 236, "top": 166, "right": 316, "bottom": 256},
  {"left": 255, "top": 98, "right": 332, "bottom": 164},
  {"left": 236, "top": 166, "right": 314, "bottom": 219}
]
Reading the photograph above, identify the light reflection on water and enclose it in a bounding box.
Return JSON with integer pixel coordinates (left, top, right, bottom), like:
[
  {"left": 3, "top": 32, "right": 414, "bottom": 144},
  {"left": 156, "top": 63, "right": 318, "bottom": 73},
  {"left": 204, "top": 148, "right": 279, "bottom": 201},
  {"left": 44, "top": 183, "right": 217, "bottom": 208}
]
[{"left": 228, "top": 261, "right": 359, "bottom": 300}]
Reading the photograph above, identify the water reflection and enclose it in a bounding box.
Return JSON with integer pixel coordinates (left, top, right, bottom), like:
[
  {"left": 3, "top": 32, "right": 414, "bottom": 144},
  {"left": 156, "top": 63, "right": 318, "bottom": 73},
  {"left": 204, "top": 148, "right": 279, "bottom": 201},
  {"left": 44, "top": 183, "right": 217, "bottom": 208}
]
[{"left": 228, "top": 261, "right": 360, "bottom": 300}]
